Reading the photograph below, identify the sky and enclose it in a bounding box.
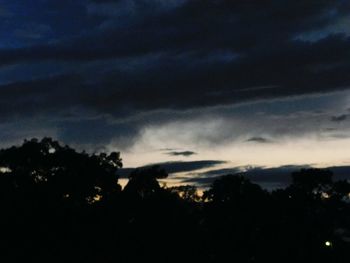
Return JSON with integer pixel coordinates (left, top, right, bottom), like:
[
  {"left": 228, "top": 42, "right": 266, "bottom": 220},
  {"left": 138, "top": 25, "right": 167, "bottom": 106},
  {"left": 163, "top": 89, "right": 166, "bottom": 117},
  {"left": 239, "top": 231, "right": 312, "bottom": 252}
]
[{"left": 1, "top": 0, "right": 350, "bottom": 188}]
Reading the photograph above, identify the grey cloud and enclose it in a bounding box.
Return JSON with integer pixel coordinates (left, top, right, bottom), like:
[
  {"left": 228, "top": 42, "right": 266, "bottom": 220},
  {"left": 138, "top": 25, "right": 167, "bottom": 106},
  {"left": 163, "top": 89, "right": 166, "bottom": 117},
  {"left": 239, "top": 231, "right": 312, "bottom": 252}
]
[
  {"left": 118, "top": 160, "right": 226, "bottom": 178},
  {"left": 182, "top": 165, "right": 303, "bottom": 187},
  {"left": 89, "top": 0, "right": 122, "bottom": 3},
  {"left": 331, "top": 114, "right": 348, "bottom": 122},
  {"left": 1, "top": 0, "right": 349, "bottom": 64},
  {"left": 246, "top": 137, "right": 272, "bottom": 144},
  {"left": 0, "top": 7, "right": 12, "bottom": 18},
  {"left": 166, "top": 151, "right": 197, "bottom": 157},
  {"left": 180, "top": 164, "right": 350, "bottom": 189},
  {"left": 159, "top": 148, "right": 178, "bottom": 151},
  {"left": 1, "top": 35, "right": 350, "bottom": 121},
  {"left": 13, "top": 24, "right": 52, "bottom": 40},
  {"left": 0, "top": 0, "right": 350, "bottom": 148}
]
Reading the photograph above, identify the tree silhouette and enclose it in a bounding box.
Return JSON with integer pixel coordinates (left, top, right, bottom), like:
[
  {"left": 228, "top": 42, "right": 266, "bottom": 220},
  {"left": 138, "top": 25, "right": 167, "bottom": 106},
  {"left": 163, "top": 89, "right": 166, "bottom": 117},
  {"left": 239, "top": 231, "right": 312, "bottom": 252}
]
[
  {"left": 0, "top": 137, "right": 122, "bottom": 207},
  {"left": 291, "top": 168, "right": 333, "bottom": 194},
  {"left": 0, "top": 139, "right": 349, "bottom": 263},
  {"left": 123, "top": 165, "right": 167, "bottom": 198},
  {"left": 168, "top": 185, "right": 201, "bottom": 202},
  {"left": 203, "top": 174, "right": 267, "bottom": 204},
  {"left": 332, "top": 180, "right": 350, "bottom": 201}
]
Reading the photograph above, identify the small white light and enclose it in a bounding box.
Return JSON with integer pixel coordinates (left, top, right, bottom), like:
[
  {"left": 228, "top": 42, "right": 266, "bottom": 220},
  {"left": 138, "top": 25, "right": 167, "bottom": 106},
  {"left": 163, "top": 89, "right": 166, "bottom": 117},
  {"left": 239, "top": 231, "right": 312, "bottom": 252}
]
[
  {"left": 0, "top": 167, "right": 11, "bottom": 173},
  {"left": 49, "top": 148, "right": 56, "bottom": 154},
  {"left": 325, "top": 241, "right": 332, "bottom": 247},
  {"left": 321, "top": 192, "right": 330, "bottom": 199}
]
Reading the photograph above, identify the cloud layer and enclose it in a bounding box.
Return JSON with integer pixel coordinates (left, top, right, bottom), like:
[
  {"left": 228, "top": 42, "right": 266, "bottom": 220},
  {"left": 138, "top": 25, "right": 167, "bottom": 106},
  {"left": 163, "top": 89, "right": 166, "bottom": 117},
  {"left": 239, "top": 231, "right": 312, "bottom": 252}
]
[
  {"left": 0, "top": 0, "right": 350, "bottom": 170},
  {"left": 1, "top": 1, "right": 350, "bottom": 118}
]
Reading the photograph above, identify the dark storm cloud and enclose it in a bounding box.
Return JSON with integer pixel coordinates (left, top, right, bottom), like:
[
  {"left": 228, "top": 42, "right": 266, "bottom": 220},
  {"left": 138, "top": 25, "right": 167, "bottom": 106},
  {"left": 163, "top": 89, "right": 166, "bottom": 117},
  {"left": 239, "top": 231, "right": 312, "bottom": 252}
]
[
  {"left": 140, "top": 160, "right": 226, "bottom": 174},
  {"left": 118, "top": 160, "right": 226, "bottom": 178},
  {"left": 166, "top": 151, "right": 197, "bottom": 157},
  {"left": 181, "top": 165, "right": 307, "bottom": 187},
  {"left": 182, "top": 164, "right": 350, "bottom": 189},
  {"left": 2, "top": 35, "right": 350, "bottom": 118},
  {"left": 0, "top": 6, "right": 12, "bottom": 18},
  {"left": 246, "top": 137, "right": 272, "bottom": 143},
  {"left": 0, "top": 74, "right": 82, "bottom": 119},
  {"left": 2, "top": 0, "right": 349, "bottom": 62},
  {"left": 1, "top": 0, "right": 350, "bottom": 145},
  {"left": 90, "top": 0, "right": 121, "bottom": 2},
  {"left": 57, "top": 117, "right": 141, "bottom": 149},
  {"left": 331, "top": 114, "right": 348, "bottom": 122}
]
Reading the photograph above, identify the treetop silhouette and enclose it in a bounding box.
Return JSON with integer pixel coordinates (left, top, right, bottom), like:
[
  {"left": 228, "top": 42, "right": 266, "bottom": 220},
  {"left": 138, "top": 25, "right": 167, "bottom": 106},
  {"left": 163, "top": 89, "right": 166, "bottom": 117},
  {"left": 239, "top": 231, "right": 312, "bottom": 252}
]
[
  {"left": 0, "top": 137, "right": 122, "bottom": 206},
  {"left": 123, "top": 165, "right": 168, "bottom": 198}
]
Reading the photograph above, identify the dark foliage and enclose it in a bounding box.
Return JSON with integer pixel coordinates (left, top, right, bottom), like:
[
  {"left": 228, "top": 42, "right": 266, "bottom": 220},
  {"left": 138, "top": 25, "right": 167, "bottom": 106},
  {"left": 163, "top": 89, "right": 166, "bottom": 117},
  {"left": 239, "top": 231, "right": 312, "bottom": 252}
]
[{"left": 0, "top": 139, "right": 349, "bottom": 262}]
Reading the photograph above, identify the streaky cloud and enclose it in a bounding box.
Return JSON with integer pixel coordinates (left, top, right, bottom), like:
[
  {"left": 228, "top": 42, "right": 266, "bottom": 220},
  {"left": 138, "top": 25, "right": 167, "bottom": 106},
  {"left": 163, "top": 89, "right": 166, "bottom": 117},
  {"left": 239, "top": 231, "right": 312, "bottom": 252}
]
[
  {"left": 246, "top": 137, "right": 272, "bottom": 143},
  {"left": 118, "top": 160, "right": 226, "bottom": 178},
  {"left": 331, "top": 114, "right": 348, "bottom": 122},
  {"left": 166, "top": 150, "right": 197, "bottom": 157},
  {"left": 180, "top": 164, "right": 350, "bottom": 189}
]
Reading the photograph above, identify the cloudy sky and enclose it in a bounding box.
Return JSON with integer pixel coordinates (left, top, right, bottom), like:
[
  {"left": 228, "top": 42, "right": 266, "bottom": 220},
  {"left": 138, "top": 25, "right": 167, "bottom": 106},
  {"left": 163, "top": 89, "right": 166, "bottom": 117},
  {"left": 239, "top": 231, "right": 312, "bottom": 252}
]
[{"left": 1, "top": 0, "right": 350, "bottom": 187}]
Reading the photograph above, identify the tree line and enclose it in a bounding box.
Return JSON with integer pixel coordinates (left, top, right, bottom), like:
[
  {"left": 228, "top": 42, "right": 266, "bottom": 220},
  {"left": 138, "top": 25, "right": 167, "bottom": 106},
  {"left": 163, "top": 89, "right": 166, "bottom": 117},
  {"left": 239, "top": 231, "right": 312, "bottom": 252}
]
[{"left": 0, "top": 138, "right": 349, "bottom": 262}]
